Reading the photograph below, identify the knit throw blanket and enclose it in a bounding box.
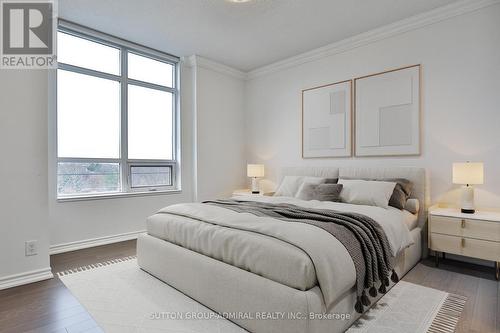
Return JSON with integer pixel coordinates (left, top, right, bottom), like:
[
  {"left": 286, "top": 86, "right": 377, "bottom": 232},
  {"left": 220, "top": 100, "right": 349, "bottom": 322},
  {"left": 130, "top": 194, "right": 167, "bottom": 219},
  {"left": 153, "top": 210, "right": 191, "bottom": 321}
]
[{"left": 204, "top": 199, "right": 399, "bottom": 314}]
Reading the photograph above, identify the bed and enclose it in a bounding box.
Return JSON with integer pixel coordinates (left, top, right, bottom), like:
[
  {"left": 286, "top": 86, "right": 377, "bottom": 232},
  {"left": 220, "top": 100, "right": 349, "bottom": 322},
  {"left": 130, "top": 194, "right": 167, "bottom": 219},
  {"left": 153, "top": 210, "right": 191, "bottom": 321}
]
[{"left": 137, "top": 166, "right": 428, "bottom": 333}]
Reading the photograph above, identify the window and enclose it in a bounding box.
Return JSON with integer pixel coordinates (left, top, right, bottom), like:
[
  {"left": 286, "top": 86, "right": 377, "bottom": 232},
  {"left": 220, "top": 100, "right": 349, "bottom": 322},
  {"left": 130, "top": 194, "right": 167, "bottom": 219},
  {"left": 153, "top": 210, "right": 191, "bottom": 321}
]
[{"left": 56, "top": 23, "right": 179, "bottom": 198}]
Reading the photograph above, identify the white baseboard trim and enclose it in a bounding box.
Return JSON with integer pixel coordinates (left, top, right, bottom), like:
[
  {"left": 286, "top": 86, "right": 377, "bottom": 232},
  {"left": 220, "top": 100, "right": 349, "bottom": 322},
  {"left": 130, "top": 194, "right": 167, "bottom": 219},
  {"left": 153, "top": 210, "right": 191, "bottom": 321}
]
[
  {"left": 50, "top": 230, "right": 146, "bottom": 255},
  {"left": 0, "top": 267, "right": 53, "bottom": 290}
]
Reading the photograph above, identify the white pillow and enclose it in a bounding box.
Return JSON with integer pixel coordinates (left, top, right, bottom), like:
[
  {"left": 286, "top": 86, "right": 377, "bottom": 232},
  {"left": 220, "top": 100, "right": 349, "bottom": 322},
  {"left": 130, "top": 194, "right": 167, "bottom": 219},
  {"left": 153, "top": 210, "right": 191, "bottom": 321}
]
[
  {"left": 274, "top": 176, "right": 326, "bottom": 197},
  {"left": 338, "top": 179, "right": 396, "bottom": 209},
  {"left": 405, "top": 198, "right": 420, "bottom": 214}
]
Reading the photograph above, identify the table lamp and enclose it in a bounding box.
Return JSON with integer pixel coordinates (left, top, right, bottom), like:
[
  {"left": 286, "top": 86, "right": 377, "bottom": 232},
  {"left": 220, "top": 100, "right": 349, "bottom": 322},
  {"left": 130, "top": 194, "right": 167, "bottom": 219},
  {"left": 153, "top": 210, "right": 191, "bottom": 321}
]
[
  {"left": 247, "top": 164, "right": 264, "bottom": 194},
  {"left": 452, "top": 162, "right": 483, "bottom": 214}
]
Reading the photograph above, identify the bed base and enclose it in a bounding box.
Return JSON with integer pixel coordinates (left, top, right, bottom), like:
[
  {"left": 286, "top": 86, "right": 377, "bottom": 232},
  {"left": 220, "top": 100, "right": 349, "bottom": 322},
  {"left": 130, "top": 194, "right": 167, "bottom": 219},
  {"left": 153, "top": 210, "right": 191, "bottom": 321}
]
[{"left": 137, "top": 228, "right": 421, "bottom": 333}]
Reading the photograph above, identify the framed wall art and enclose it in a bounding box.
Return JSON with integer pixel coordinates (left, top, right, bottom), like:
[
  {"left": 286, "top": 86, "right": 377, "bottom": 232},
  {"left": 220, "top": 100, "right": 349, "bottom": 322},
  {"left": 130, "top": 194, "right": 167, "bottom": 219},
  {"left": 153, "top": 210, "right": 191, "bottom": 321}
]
[
  {"left": 354, "top": 65, "right": 421, "bottom": 157},
  {"left": 302, "top": 80, "right": 352, "bottom": 158}
]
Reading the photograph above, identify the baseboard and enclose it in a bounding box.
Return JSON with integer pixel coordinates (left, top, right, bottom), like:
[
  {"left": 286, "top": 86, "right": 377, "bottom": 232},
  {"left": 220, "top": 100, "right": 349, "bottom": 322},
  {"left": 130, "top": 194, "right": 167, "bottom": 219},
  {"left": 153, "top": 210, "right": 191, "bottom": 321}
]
[
  {"left": 0, "top": 267, "right": 53, "bottom": 290},
  {"left": 50, "top": 230, "right": 146, "bottom": 255}
]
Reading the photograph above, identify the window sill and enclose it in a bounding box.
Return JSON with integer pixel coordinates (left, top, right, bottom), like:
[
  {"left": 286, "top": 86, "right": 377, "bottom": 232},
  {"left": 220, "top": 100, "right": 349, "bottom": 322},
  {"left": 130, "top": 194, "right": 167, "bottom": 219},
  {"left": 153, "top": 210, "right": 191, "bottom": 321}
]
[{"left": 57, "top": 189, "right": 182, "bottom": 202}]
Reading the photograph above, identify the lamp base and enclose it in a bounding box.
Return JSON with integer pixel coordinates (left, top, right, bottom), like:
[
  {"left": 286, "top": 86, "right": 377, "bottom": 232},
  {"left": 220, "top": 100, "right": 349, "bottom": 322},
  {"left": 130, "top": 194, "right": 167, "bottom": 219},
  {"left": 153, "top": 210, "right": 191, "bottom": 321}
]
[
  {"left": 460, "top": 185, "right": 475, "bottom": 215},
  {"left": 251, "top": 177, "right": 260, "bottom": 194}
]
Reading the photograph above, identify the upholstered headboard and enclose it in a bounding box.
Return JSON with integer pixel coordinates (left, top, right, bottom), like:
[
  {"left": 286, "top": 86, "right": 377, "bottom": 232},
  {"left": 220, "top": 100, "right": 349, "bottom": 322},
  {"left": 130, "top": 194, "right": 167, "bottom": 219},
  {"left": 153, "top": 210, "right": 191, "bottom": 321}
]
[
  {"left": 280, "top": 166, "right": 340, "bottom": 180},
  {"left": 279, "top": 166, "right": 428, "bottom": 229}
]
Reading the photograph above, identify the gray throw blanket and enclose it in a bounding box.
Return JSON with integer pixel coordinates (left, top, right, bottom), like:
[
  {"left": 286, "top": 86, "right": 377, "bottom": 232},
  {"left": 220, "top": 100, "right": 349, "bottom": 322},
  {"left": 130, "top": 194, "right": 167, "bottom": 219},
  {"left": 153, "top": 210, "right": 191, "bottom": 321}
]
[{"left": 204, "top": 199, "right": 399, "bottom": 313}]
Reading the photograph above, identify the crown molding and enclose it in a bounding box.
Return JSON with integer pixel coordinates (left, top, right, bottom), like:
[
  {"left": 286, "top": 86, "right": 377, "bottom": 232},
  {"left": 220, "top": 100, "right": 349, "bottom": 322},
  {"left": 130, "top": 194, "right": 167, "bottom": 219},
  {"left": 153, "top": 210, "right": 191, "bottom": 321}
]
[
  {"left": 182, "top": 0, "right": 499, "bottom": 80},
  {"left": 182, "top": 55, "right": 247, "bottom": 80},
  {"left": 182, "top": 55, "right": 197, "bottom": 68},
  {"left": 247, "top": 0, "right": 500, "bottom": 80}
]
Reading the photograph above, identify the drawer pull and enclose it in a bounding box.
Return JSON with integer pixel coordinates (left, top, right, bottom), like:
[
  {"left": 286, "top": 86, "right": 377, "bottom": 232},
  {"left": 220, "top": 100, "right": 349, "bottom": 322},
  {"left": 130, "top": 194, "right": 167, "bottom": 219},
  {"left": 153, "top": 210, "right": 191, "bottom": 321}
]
[
  {"left": 461, "top": 219, "right": 466, "bottom": 228},
  {"left": 461, "top": 238, "right": 465, "bottom": 247}
]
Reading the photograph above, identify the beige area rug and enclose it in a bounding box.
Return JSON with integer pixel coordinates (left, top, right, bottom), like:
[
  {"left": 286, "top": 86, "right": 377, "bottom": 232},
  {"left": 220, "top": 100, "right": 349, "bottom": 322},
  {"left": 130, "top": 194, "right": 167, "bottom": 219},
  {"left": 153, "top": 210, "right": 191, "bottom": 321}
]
[
  {"left": 58, "top": 257, "right": 466, "bottom": 333},
  {"left": 346, "top": 280, "right": 466, "bottom": 333}
]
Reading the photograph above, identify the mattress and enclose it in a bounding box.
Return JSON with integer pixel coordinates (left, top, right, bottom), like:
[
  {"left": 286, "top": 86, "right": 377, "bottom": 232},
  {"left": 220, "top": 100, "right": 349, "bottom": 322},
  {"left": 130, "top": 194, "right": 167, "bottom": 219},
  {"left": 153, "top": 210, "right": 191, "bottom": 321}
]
[
  {"left": 402, "top": 209, "right": 419, "bottom": 230},
  {"left": 146, "top": 195, "right": 415, "bottom": 300},
  {"left": 147, "top": 211, "right": 318, "bottom": 290}
]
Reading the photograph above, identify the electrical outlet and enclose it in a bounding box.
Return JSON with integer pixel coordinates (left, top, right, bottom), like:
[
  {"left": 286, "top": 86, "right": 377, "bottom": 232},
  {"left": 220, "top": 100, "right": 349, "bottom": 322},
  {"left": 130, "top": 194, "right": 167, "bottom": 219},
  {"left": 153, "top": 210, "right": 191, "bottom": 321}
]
[{"left": 25, "top": 240, "right": 38, "bottom": 256}]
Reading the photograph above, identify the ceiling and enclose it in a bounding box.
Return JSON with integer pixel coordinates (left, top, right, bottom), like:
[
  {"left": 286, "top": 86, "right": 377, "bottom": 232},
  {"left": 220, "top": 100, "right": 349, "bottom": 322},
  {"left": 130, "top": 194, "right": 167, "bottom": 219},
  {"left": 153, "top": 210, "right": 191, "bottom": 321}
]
[{"left": 59, "top": 0, "right": 459, "bottom": 71}]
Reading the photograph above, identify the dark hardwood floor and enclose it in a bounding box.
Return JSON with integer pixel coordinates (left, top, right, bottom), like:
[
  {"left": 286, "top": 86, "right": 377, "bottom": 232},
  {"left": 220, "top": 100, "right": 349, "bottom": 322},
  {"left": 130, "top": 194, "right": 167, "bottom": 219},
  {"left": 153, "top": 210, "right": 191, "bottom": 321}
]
[
  {"left": 0, "top": 240, "right": 136, "bottom": 333},
  {"left": 0, "top": 240, "right": 498, "bottom": 333}
]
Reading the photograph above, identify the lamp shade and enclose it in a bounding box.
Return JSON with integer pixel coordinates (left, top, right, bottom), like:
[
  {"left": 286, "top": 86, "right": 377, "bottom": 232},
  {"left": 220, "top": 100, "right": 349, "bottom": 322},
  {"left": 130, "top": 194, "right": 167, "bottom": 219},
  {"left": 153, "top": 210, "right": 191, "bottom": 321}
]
[
  {"left": 247, "top": 164, "right": 264, "bottom": 178},
  {"left": 453, "top": 162, "right": 483, "bottom": 185}
]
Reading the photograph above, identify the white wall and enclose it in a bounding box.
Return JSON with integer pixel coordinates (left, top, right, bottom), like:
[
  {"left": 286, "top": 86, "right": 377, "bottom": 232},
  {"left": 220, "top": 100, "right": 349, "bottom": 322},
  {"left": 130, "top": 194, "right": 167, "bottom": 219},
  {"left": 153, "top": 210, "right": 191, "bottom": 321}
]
[
  {"left": 48, "top": 59, "right": 247, "bottom": 247},
  {"left": 0, "top": 70, "right": 51, "bottom": 284},
  {"left": 245, "top": 4, "right": 500, "bottom": 210},
  {"left": 194, "top": 62, "right": 247, "bottom": 201}
]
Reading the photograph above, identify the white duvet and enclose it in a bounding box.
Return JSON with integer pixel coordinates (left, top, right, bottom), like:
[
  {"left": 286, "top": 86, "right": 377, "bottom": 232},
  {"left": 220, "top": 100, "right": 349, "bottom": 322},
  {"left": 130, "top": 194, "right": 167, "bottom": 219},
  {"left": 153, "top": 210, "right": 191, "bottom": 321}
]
[
  {"left": 235, "top": 195, "right": 415, "bottom": 256},
  {"left": 147, "top": 195, "right": 414, "bottom": 310}
]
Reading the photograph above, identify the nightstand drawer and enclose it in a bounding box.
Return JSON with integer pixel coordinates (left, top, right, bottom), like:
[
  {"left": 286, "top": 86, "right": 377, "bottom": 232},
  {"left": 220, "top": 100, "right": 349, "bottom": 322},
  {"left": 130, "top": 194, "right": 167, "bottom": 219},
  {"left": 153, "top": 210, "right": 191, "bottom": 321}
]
[
  {"left": 462, "top": 219, "right": 500, "bottom": 242},
  {"left": 429, "top": 215, "right": 462, "bottom": 236},
  {"left": 430, "top": 233, "right": 500, "bottom": 261},
  {"left": 430, "top": 215, "right": 500, "bottom": 242}
]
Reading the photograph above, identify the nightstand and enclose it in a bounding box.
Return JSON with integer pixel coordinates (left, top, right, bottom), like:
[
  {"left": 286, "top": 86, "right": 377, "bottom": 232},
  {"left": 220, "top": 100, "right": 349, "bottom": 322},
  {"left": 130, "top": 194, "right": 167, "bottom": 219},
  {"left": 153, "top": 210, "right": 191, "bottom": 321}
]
[
  {"left": 232, "top": 189, "right": 273, "bottom": 196},
  {"left": 429, "top": 207, "right": 500, "bottom": 280}
]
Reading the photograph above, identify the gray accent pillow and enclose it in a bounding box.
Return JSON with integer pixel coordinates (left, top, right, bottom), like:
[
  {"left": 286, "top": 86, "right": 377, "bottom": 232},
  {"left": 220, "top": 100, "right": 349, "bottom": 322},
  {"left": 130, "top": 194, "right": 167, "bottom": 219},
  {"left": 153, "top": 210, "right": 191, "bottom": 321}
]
[
  {"left": 296, "top": 183, "right": 343, "bottom": 202},
  {"left": 340, "top": 177, "right": 413, "bottom": 210},
  {"left": 386, "top": 178, "right": 414, "bottom": 210}
]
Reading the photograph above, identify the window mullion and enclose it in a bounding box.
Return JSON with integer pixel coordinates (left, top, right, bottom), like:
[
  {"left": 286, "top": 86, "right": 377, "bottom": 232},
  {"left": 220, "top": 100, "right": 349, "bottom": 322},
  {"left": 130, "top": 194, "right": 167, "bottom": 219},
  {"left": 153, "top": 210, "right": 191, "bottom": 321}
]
[
  {"left": 58, "top": 157, "right": 121, "bottom": 163},
  {"left": 127, "top": 78, "right": 175, "bottom": 93},
  {"left": 173, "top": 62, "right": 179, "bottom": 189},
  {"left": 120, "top": 48, "right": 129, "bottom": 192},
  {"left": 58, "top": 63, "right": 121, "bottom": 82}
]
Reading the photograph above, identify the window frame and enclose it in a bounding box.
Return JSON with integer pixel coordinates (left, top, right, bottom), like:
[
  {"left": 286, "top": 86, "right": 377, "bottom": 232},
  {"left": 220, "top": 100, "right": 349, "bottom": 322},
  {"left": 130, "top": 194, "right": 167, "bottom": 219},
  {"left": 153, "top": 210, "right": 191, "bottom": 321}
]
[
  {"left": 129, "top": 164, "right": 174, "bottom": 189},
  {"left": 56, "top": 20, "right": 180, "bottom": 200}
]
